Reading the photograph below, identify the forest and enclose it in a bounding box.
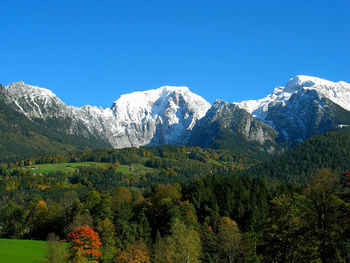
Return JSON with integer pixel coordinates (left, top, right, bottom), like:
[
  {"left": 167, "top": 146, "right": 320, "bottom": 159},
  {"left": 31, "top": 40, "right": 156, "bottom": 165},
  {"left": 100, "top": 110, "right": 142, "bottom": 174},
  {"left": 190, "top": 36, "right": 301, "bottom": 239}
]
[{"left": 0, "top": 131, "right": 350, "bottom": 262}]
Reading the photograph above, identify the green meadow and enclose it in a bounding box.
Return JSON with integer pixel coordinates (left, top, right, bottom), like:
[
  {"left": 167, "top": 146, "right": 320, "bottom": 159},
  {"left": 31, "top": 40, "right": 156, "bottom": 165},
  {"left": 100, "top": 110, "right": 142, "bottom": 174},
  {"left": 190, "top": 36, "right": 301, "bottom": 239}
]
[
  {"left": 117, "top": 163, "right": 153, "bottom": 174},
  {"left": 0, "top": 238, "right": 47, "bottom": 263},
  {"left": 22, "top": 162, "right": 153, "bottom": 176},
  {"left": 23, "top": 162, "right": 107, "bottom": 174}
]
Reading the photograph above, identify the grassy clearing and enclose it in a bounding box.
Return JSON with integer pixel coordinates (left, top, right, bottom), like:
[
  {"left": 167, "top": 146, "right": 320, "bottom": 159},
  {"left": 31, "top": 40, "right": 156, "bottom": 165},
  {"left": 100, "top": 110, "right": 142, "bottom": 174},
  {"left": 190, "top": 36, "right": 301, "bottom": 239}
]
[
  {"left": 208, "top": 158, "right": 223, "bottom": 166},
  {"left": 21, "top": 161, "right": 153, "bottom": 176},
  {"left": 117, "top": 163, "right": 153, "bottom": 174},
  {"left": 0, "top": 238, "right": 47, "bottom": 263},
  {"left": 23, "top": 162, "right": 107, "bottom": 174}
]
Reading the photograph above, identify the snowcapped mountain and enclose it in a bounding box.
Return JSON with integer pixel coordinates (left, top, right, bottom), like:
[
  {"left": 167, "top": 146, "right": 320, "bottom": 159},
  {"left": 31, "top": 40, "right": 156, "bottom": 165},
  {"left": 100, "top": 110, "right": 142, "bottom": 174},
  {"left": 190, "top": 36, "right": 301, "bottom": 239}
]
[
  {"left": 234, "top": 75, "right": 350, "bottom": 143},
  {"left": 4, "top": 81, "right": 69, "bottom": 119},
  {"left": 109, "top": 86, "right": 211, "bottom": 147},
  {"left": 2, "top": 75, "right": 350, "bottom": 155},
  {"left": 2, "top": 82, "right": 211, "bottom": 148}
]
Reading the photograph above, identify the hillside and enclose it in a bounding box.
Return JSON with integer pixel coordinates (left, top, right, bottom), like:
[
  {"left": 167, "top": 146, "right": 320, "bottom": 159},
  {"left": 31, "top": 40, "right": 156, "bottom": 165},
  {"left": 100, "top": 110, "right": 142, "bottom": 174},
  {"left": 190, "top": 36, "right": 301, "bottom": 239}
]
[
  {"left": 244, "top": 127, "right": 350, "bottom": 182},
  {"left": 0, "top": 145, "right": 255, "bottom": 199}
]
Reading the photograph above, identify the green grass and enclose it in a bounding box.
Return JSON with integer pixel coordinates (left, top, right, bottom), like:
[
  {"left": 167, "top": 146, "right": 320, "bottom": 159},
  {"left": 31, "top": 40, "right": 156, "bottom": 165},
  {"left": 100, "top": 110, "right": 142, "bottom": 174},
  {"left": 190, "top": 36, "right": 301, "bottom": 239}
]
[
  {"left": 0, "top": 238, "right": 47, "bottom": 263},
  {"left": 117, "top": 163, "right": 153, "bottom": 174},
  {"left": 208, "top": 158, "right": 224, "bottom": 166},
  {"left": 23, "top": 162, "right": 107, "bottom": 174},
  {"left": 21, "top": 161, "right": 154, "bottom": 176}
]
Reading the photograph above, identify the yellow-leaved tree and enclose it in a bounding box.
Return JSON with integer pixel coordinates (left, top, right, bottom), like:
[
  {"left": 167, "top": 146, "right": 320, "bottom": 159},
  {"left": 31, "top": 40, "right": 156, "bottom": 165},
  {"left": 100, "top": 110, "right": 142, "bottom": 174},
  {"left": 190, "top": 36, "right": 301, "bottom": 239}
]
[{"left": 115, "top": 239, "right": 150, "bottom": 263}]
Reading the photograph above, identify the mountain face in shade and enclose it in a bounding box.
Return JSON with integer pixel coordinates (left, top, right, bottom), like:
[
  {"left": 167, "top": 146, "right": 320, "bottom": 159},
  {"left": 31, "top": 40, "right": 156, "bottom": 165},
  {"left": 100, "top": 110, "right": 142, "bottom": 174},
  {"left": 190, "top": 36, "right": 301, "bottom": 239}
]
[{"left": 189, "top": 100, "right": 279, "bottom": 155}]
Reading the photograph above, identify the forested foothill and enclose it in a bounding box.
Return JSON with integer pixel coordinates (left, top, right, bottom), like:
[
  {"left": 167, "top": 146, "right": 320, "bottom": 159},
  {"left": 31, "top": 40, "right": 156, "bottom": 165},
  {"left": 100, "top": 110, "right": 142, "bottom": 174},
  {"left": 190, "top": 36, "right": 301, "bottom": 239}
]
[{"left": 0, "top": 130, "right": 350, "bottom": 262}]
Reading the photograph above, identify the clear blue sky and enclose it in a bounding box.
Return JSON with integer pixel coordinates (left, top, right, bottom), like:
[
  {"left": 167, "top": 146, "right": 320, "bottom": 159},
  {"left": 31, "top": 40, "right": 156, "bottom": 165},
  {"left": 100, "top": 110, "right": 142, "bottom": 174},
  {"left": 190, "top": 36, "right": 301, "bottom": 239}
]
[{"left": 1, "top": 0, "right": 349, "bottom": 108}]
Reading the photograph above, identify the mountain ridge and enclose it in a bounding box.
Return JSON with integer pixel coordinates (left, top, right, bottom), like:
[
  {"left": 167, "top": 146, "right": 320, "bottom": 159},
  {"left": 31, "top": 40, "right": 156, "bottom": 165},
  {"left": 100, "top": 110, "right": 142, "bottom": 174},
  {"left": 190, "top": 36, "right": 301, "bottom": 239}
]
[
  {"left": 2, "top": 75, "right": 350, "bottom": 157},
  {"left": 2, "top": 82, "right": 211, "bottom": 148}
]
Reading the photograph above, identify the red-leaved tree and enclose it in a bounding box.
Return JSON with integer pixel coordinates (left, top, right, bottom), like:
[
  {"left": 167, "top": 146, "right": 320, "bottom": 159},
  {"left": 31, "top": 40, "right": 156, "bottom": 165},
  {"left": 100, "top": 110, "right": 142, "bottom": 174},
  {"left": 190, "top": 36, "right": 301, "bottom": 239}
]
[{"left": 68, "top": 226, "right": 102, "bottom": 261}]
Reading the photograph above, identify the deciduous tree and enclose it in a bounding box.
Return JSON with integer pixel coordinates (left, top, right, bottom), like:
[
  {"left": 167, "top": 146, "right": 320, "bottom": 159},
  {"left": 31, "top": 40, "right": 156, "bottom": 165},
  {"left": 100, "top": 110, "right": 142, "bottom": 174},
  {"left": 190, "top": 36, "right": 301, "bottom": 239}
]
[
  {"left": 217, "top": 217, "right": 242, "bottom": 263},
  {"left": 68, "top": 226, "right": 102, "bottom": 262},
  {"left": 164, "top": 219, "right": 201, "bottom": 263},
  {"left": 115, "top": 239, "right": 151, "bottom": 263}
]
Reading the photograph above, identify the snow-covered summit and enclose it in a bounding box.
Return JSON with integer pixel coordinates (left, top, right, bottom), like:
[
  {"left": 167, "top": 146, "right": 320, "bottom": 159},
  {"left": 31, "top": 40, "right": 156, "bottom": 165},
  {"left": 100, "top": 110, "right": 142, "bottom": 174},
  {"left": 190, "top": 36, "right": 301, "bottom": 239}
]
[
  {"left": 235, "top": 75, "right": 350, "bottom": 119},
  {"left": 5, "top": 81, "right": 59, "bottom": 101},
  {"left": 110, "top": 85, "right": 211, "bottom": 147},
  {"left": 112, "top": 85, "right": 209, "bottom": 121},
  {"left": 4, "top": 81, "right": 67, "bottom": 119},
  {"left": 112, "top": 85, "right": 199, "bottom": 109},
  {"left": 285, "top": 75, "right": 342, "bottom": 92}
]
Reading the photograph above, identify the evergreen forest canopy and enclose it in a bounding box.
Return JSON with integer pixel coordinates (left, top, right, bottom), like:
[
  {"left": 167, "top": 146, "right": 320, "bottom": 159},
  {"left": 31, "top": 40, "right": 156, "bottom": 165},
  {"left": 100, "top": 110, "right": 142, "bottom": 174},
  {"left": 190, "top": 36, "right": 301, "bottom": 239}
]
[{"left": 0, "top": 129, "right": 349, "bottom": 262}]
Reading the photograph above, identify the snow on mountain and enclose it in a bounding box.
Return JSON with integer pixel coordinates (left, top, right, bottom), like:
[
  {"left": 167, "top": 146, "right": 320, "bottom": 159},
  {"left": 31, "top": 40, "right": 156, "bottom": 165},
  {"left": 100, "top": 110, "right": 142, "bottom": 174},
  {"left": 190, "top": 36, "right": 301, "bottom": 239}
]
[
  {"left": 108, "top": 86, "right": 211, "bottom": 147},
  {"left": 4, "top": 81, "right": 67, "bottom": 119},
  {"left": 234, "top": 75, "right": 350, "bottom": 142},
  {"left": 235, "top": 75, "right": 350, "bottom": 120},
  {"left": 3, "top": 82, "right": 211, "bottom": 148},
  {"left": 3, "top": 75, "right": 350, "bottom": 150}
]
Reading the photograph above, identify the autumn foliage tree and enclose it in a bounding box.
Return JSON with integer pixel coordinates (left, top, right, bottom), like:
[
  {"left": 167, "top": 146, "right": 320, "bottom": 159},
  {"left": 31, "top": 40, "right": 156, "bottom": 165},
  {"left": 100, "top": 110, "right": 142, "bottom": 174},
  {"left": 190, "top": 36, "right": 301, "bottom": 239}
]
[
  {"left": 29, "top": 200, "right": 49, "bottom": 239},
  {"left": 68, "top": 226, "right": 102, "bottom": 262},
  {"left": 115, "top": 239, "right": 150, "bottom": 263}
]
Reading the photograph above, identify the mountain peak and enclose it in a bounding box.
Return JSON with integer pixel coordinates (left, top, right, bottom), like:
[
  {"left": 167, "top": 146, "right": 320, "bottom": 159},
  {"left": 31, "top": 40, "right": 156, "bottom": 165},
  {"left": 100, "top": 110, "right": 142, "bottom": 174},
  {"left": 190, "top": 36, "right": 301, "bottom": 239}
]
[
  {"left": 236, "top": 75, "right": 350, "bottom": 116},
  {"left": 6, "top": 81, "right": 57, "bottom": 99},
  {"left": 113, "top": 85, "right": 191, "bottom": 104},
  {"left": 213, "top": 99, "right": 228, "bottom": 107},
  {"left": 104, "top": 85, "right": 211, "bottom": 147},
  {"left": 284, "top": 75, "right": 343, "bottom": 93},
  {"left": 158, "top": 85, "right": 190, "bottom": 93},
  {"left": 9, "top": 81, "right": 26, "bottom": 86}
]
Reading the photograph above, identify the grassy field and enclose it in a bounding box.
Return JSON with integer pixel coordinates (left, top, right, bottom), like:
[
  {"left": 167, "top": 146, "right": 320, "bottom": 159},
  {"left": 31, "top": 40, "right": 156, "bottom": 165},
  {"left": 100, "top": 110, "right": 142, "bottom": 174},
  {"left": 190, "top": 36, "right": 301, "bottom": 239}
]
[
  {"left": 0, "top": 238, "right": 47, "bottom": 263},
  {"left": 23, "top": 162, "right": 107, "bottom": 174},
  {"left": 117, "top": 163, "right": 153, "bottom": 174},
  {"left": 21, "top": 162, "right": 154, "bottom": 176}
]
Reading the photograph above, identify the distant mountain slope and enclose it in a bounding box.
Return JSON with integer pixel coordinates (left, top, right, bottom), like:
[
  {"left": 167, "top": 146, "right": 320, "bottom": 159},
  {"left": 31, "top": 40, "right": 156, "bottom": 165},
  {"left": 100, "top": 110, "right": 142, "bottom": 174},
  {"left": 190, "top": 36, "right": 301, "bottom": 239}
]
[{"left": 244, "top": 127, "right": 350, "bottom": 182}]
